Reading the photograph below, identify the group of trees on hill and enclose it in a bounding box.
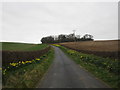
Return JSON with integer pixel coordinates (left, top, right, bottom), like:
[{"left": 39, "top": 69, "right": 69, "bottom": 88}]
[{"left": 41, "top": 33, "right": 94, "bottom": 44}]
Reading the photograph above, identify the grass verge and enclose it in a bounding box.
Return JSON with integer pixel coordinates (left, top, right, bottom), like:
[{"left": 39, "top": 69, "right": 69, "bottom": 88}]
[
  {"left": 54, "top": 45, "right": 119, "bottom": 88},
  {"left": 2, "top": 47, "right": 54, "bottom": 88}
]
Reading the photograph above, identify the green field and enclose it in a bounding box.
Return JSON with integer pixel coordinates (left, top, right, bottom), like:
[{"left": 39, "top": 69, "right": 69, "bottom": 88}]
[
  {"left": 2, "top": 42, "right": 50, "bottom": 67},
  {"left": 1, "top": 42, "right": 48, "bottom": 51}
]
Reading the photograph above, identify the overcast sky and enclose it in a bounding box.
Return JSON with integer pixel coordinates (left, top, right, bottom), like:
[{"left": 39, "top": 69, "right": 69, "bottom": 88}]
[{"left": 1, "top": 1, "right": 118, "bottom": 44}]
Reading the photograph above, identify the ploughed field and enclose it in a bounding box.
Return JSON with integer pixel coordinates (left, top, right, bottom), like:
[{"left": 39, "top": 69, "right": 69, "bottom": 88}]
[{"left": 58, "top": 40, "right": 119, "bottom": 59}]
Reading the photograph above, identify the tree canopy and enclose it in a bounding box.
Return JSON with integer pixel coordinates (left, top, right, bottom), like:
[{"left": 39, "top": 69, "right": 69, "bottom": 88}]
[{"left": 41, "top": 33, "right": 94, "bottom": 44}]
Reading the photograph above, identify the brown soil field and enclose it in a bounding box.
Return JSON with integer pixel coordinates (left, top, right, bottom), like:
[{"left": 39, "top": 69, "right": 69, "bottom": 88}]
[{"left": 58, "top": 40, "right": 120, "bottom": 59}]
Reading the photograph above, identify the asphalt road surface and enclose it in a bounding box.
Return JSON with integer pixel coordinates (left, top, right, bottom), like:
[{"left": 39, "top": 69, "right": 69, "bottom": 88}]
[{"left": 37, "top": 46, "right": 109, "bottom": 88}]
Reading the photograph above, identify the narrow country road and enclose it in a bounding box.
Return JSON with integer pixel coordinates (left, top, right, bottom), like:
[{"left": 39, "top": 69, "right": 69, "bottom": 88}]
[{"left": 37, "top": 46, "right": 109, "bottom": 88}]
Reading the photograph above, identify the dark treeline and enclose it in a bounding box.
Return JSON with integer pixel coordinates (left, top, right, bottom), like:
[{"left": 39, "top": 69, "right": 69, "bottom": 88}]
[{"left": 41, "top": 33, "right": 94, "bottom": 44}]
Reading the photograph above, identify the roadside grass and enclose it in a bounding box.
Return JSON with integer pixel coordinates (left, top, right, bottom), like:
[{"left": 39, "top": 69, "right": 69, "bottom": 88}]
[
  {"left": 2, "top": 47, "right": 54, "bottom": 88},
  {"left": 1, "top": 42, "right": 48, "bottom": 51},
  {"left": 0, "top": 42, "right": 1, "bottom": 50},
  {"left": 53, "top": 44, "right": 119, "bottom": 88}
]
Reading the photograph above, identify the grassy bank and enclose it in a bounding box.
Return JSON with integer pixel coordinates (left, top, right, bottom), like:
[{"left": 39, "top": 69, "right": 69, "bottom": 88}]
[
  {"left": 2, "top": 47, "right": 54, "bottom": 88},
  {"left": 53, "top": 44, "right": 119, "bottom": 88}
]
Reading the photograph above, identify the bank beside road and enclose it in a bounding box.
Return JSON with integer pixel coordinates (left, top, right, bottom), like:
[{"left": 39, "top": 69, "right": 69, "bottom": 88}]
[{"left": 52, "top": 44, "right": 119, "bottom": 88}]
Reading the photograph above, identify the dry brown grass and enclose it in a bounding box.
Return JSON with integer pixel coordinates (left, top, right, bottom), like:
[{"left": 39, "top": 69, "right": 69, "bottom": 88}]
[{"left": 59, "top": 40, "right": 119, "bottom": 59}]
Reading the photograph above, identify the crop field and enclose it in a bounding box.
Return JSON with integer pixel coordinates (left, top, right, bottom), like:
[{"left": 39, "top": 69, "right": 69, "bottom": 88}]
[
  {"left": 1, "top": 42, "right": 50, "bottom": 68},
  {"left": 1, "top": 42, "right": 48, "bottom": 51},
  {"left": 58, "top": 40, "right": 119, "bottom": 59}
]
